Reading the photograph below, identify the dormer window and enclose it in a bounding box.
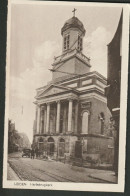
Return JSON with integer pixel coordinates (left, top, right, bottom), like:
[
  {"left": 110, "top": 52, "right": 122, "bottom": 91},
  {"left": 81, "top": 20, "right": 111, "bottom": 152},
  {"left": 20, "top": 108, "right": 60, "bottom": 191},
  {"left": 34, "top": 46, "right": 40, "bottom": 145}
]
[
  {"left": 78, "top": 35, "right": 83, "bottom": 51},
  {"left": 64, "top": 34, "right": 70, "bottom": 50}
]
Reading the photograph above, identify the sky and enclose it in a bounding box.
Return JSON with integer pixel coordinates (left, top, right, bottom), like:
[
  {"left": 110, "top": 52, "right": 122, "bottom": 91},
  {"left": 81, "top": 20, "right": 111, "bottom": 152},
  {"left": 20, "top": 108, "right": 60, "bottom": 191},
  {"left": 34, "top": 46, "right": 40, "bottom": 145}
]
[{"left": 8, "top": 1, "right": 122, "bottom": 142}]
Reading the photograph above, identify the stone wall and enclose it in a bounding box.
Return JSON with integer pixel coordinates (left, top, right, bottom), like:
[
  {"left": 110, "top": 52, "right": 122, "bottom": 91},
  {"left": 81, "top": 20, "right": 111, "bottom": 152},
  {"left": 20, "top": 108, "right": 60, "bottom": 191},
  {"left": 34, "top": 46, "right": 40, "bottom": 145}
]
[
  {"left": 79, "top": 97, "right": 111, "bottom": 135},
  {"left": 52, "top": 58, "right": 75, "bottom": 80},
  {"left": 89, "top": 97, "right": 111, "bottom": 134},
  {"left": 86, "top": 136, "right": 114, "bottom": 164},
  {"left": 75, "top": 57, "right": 90, "bottom": 74},
  {"left": 33, "top": 134, "right": 114, "bottom": 165},
  {"left": 33, "top": 135, "right": 77, "bottom": 158}
]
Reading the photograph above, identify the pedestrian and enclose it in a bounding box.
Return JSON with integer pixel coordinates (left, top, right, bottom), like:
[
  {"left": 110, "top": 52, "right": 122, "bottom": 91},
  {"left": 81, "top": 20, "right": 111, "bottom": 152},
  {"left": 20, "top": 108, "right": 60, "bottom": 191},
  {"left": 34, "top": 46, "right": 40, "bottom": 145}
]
[
  {"left": 38, "top": 149, "right": 40, "bottom": 157},
  {"left": 31, "top": 148, "right": 35, "bottom": 159},
  {"left": 35, "top": 148, "right": 38, "bottom": 158}
]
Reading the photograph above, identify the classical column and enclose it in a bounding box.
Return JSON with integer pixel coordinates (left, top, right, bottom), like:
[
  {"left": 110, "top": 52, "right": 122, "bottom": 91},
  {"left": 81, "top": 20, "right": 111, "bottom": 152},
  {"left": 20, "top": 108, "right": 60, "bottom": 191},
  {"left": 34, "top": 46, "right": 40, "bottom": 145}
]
[
  {"left": 36, "top": 105, "right": 40, "bottom": 134},
  {"left": 68, "top": 99, "right": 73, "bottom": 132},
  {"left": 33, "top": 106, "right": 37, "bottom": 135},
  {"left": 74, "top": 101, "right": 79, "bottom": 133},
  {"left": 44, "top": 107, "right": 47, "bottom": 134},
  {"left": 40, "top": 106, "right": 45, "bottom": 134},
  {"left": 63, "top": 104, "right": 67, "bottom": 133},
  {"left": 39, "top": 108, "right": 42, "bottom": 134},
  {"left": 46, "top": 103, "right": 50, "bottom": 134},
  {"left": 56, "top": 101, "right": 61, "bottom": 133}
]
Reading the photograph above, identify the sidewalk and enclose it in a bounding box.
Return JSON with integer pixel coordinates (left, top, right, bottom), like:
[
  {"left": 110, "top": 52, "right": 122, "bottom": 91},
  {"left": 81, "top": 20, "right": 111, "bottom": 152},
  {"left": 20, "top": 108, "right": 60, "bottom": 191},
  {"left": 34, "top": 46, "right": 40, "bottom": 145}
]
[
  {"left": 35, "top": 156, "right": 116, "bottom": 183},
  {"left": 8, "top": 152, "right": 116, "bottom": 183},
  {"left": 89, "top": 172, "right": 117, "bottom": 183},
  {"left": 7, "top": 163, "right": 20, "bottom": 181}
]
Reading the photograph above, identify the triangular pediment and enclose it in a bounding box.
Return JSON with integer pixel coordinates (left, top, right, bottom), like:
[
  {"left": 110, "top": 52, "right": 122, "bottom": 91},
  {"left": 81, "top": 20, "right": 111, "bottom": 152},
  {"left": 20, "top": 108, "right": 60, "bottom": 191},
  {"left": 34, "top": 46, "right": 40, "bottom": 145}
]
[{"left": 37, "top": 84, "right": 72, "bottom": 98}]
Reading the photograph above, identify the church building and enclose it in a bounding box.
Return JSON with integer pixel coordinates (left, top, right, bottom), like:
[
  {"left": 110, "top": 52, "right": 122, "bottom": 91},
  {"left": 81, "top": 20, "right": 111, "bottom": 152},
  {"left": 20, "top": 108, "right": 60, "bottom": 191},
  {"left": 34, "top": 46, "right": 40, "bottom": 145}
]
[{"left": 32, "top": 11, "right": 114, "bottom": 165}]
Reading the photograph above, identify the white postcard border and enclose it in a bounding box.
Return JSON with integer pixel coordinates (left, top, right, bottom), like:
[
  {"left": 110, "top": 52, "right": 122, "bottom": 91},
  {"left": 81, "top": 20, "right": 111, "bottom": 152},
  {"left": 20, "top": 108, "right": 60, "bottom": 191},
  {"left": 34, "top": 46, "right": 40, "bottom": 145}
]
[{"left": 3, "top": 0, "right": 129, "bottom": 192}]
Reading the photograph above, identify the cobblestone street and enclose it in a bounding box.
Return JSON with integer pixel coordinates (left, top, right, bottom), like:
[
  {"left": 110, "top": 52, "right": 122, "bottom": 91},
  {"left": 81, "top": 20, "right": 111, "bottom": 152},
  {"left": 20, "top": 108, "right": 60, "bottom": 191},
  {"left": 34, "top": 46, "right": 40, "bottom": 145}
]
[{"left": 7, "top": 152, "right": 114, "bottom": 183}]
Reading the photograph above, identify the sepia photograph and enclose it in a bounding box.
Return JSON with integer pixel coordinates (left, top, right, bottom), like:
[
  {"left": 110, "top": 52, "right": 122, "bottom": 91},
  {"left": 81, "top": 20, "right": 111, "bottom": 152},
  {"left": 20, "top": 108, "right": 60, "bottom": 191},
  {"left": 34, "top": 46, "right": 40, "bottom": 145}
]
[{"left": 3, "top": 0, "right": 129, "bottom": 192}]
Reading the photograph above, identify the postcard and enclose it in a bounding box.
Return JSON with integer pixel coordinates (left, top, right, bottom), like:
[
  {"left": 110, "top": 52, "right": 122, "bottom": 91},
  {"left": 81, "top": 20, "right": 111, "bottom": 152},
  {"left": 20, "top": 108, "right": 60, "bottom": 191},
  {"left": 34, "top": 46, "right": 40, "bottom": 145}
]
[{"left": 3, "top": 0, "right": 129, "bottom": 192}]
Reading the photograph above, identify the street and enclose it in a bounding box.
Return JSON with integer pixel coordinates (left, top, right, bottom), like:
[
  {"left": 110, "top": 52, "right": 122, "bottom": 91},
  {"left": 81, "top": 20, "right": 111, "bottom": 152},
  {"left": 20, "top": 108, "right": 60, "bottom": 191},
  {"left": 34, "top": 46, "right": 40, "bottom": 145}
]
[{"left": 7, "top": 152, "right": 115, "bottom": 183}]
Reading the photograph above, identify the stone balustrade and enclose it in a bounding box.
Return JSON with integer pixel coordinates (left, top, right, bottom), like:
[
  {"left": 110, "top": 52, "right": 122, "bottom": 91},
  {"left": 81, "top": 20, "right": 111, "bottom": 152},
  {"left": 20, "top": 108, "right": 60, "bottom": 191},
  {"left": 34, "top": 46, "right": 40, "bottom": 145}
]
[{"left": 53, "top": 48, "right": 90, "bottom": 65}]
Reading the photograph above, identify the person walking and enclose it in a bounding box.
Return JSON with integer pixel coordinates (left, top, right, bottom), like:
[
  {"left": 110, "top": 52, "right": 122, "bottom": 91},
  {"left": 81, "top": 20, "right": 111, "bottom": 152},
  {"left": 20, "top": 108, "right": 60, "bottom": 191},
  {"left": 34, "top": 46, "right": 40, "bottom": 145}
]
[
  {"left": 35, "top": 148, "right": 38, "bottom": 158},
  {"left": 31, "top": 148, "right": 35, "bottom": 159}
]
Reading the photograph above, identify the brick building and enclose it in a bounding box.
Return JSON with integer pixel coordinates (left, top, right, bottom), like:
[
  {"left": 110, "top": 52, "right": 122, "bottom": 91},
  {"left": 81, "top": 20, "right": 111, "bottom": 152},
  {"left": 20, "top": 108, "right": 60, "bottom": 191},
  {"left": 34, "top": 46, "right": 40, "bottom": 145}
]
[
  {"left": 105, "top": 11, "right": 122, "bottom": 175},
  {"left": 33, "top": 14, "right": 114, "bottom": 164}
]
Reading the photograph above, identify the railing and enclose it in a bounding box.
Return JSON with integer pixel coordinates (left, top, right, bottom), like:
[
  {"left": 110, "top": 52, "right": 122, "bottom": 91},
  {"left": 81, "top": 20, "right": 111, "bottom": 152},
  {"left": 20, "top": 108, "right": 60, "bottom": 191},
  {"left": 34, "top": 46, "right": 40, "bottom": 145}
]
[
  {"left": 53, "top": 49, "right": 76, "bottom": 63},
  {"left": 76, "top": 51, "right": 90, "bottom": 64},
  {"left": 53, "top": 49, "right": 90, "bottom": 65}
]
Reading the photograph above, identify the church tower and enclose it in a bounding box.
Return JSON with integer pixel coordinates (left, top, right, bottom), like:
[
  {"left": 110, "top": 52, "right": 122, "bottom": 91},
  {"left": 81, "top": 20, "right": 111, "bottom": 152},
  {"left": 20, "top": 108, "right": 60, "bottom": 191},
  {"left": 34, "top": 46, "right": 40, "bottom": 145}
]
[{"left": 51, "top": 10, "right": 91, "bottom": 82}]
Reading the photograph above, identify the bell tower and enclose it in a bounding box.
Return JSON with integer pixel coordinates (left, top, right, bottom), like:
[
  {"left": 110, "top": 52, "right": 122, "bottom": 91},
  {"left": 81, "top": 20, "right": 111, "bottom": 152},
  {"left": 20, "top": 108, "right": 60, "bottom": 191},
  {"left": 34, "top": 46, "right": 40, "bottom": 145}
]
[
  {"left": 51, "top": 9, "right": 91, "bottom": 82},
  {"left": 61, "top": 9, "right": 86, "bottom": 54}
]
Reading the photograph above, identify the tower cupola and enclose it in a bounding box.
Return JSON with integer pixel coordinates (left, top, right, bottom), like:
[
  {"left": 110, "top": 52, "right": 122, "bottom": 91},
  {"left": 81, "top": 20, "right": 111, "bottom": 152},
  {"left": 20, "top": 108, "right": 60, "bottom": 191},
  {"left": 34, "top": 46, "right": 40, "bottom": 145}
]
[
  {"left": 61, "top": 10, "right": 86, "bottom": 53},
  {"left": 61, "top": 16, "right": 86, "bottom": 36}
]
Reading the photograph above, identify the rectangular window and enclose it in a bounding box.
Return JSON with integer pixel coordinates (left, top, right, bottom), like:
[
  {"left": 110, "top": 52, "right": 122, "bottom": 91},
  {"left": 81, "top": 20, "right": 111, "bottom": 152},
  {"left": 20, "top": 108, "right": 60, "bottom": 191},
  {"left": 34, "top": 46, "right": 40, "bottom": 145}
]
[
  {"left": 64, "top": 34, "right": 70, "bottom": 50},
  {"left": 78, "top": 35, "right": 82, "bottom": 51}
]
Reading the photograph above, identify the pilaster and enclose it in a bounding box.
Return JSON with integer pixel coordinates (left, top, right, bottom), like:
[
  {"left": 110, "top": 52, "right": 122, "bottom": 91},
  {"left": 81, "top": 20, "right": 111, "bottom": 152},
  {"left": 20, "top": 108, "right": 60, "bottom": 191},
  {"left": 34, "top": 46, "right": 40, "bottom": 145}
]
[
  {"left": 46, "top": 103, "right": 50, "bottom": 134},
  {"left": 56, "top": 101, "right": 61, "bottom": 133},
  {"left": 68, "top": 99, "right": 73, "bottom": 132}
]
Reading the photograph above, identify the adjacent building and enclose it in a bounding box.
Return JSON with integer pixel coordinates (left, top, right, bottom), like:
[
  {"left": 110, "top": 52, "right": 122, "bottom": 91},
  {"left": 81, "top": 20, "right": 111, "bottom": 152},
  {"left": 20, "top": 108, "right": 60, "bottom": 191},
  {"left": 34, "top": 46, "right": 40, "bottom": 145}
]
[
  {"left": 8, "top": 119, "right": 31, "bottom": 153},
  {"left": 105, "top": 11, "right": 123, "bottom": 175},
  {"left": 33, "top": 13, "right": 114, "bottom": 164}
]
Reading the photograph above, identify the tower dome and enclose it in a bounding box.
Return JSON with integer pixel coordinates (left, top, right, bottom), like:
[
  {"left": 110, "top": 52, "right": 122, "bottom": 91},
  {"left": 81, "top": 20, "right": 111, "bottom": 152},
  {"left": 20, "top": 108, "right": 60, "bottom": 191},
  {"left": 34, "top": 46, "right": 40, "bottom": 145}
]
[{"left": 61, "top": 16, "right": 86, "bottom": 36}]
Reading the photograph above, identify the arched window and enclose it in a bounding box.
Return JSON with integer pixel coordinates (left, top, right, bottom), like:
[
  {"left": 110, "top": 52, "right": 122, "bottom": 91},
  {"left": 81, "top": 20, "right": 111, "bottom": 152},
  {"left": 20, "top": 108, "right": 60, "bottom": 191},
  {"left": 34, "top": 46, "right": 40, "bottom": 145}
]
[
  {"left": 59, "top": 138, "right": 65, "bottom": 143},
  {"left": 99, "top": 112, "right": 105, "bottom": 134},
  {"left": 82, "top": 111, "right": 89, "bottom": 134},
  {"left": 48, "top": 137, "right": 54, "bottom": 142},
  {"left": 38, "top": 137, "right": 44, "bottom": 142}
]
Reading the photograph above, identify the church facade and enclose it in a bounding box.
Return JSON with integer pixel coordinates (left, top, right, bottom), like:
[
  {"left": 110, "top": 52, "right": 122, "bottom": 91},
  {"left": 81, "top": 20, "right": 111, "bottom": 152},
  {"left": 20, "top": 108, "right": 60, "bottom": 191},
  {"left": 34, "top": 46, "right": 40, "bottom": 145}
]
[{"left": 32, "top": 14, "right": 114, "bottom": 164}]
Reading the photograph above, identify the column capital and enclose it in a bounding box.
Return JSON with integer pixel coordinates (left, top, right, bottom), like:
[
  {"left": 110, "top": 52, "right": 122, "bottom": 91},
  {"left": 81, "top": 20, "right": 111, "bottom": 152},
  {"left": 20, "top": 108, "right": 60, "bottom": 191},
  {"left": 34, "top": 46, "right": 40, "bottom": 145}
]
[
  {"left": 67, "top": 97, "right": 78, "bottom": 102},
  {"left": 46, "top": 102, "right": 51, "bottom": 106},
  {"left": 68, "top": 98, "right": 74, "bottom": 102},
  {"left": 41, "top": 105, "right": 46, "bottom": 110},
  {"left": 76, "top": 99, "right": 79, "bottom": 103},
  {"left": 56, "top": 100, "right": 61, "bottom": 104}
]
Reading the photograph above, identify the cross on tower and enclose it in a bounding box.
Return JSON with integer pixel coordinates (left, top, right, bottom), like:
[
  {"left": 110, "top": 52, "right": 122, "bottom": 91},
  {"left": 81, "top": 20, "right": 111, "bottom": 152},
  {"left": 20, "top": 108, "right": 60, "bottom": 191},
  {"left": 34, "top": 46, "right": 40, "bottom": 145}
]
[{"left": 72, "top": 8, "right": 77, "bottom": 17}]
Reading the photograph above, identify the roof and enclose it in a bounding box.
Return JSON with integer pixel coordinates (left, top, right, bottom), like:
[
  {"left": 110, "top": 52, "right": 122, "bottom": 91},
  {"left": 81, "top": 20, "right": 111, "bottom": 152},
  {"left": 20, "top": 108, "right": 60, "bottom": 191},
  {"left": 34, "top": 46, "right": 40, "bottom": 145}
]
[
  {"left": 36, "top": 83, "right": 79, "bottom": 99},
  {"left": 61, "top": 16, "right": 86, "bottom": 35},
  {"left": 36, "top": 71, "right": 107, "bottom": 91}
]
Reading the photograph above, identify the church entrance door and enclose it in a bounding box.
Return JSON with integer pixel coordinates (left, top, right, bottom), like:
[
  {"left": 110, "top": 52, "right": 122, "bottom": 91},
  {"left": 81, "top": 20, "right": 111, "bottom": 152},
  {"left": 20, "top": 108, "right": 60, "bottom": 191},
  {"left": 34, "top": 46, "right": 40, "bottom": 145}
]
[
  {"left": 38, "top": 138, "right": 44, "bottom": 156},
  {"left": 47, "top": 137, "right": 54, "bottom": 156},
  {"left": 58, "top": 138, "right": 65, "bottom": 157},
  {"left": 75, "top": 140, "right": 82, "bottom": 158}
]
